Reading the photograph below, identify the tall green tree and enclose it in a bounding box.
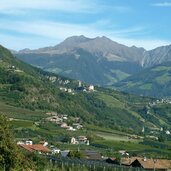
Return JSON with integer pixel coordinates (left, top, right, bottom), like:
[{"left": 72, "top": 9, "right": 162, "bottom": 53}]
[{"left": 0, "top": 114, "right": 26, "bottom": 171}]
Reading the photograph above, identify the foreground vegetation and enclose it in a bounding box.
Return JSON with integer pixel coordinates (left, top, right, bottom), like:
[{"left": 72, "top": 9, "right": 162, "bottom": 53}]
[
  {"left": 1, "top": 45, "right": 171, "bottom": 132},
  {"left": 0, "top": 45, "right": 171, "bottom": 170},
  {"left": 1, "top": 114, "right": 145, "bottom": 171}
]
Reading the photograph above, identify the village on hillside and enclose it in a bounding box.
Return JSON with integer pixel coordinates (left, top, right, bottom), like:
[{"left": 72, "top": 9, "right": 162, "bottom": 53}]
[
  {"left": 17, "top": 138, "right": 171, "bottom": 170},
  {"left": 14, "top": 108, "right": 171, "bottom": 171}
]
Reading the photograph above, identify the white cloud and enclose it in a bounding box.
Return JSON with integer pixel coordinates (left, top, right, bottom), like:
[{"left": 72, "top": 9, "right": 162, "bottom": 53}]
[
  {"left": 0, "top": 19, "right": 170, "bottom": 50},
  {"left": 0, "top": 0, "right": 97, "bottom": 13},
  {"left": 152, "top": 2, "right": 171, "bottom": 7},
  {"left": 0, "top": 20, "right": 145, "bottom": 42},
  {"left": 0, "top": 0, "right": 131, "bottom": 15},
  {"left": 0, "top": 1, "right": 169, "bottom": 50}
]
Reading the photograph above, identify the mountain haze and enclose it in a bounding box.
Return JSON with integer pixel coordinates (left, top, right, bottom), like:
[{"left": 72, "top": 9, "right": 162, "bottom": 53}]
[
  {"left": 2, "top": 44, "right": 171, "bottom": 131},
  {"left": 114, "top": 62, "right": 171, "bottom": 97},
  {"left": 17, "top": 35, "right": 146, "bottom": 64},
  {"left": 14, "top": 36, "right": 171, "bottom": 97},
  {"left": 15, "top": 36, "right": 146, "bottom": 85}
]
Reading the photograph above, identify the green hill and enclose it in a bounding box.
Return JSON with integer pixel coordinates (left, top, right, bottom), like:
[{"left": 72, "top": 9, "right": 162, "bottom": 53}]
[
  {"left": 0, "top": 45, "right": 171, "bottom": 132},
  {"left": 114, "top": 62, "right": 171, "bottom": 98}
]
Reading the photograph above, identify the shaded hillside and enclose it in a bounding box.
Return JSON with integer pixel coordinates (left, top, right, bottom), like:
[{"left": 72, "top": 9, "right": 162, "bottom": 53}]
[
  {"left": 114, "top": 62, "right": 171, "bottom": 98},
  {"left": 143, "top": 45, "right": 171, "bottom": 67},
  {"left": 1, "top": 45, "right": 171, "bottom": 131},
  {"left": 15, "top": 36, "right": 144, "bottom": 86},
  {"left": 14, "top": 36, "right": 171, "bottom": 98},
  {"left": 16, "top": 48, "right": 142, "bottom": 85}
]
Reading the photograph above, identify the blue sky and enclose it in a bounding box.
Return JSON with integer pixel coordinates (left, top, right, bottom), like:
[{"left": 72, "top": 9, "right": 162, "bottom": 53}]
[{"left": 0, "top": 0, "right": 171, "bottom": 50}]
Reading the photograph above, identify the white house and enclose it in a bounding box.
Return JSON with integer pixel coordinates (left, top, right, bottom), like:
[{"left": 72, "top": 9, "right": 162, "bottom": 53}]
[
  {"left": 17, "top": 141, "right": 25, "bottom": 145},
  {"left": 67, "top": 126, "right": 76, "bottom": 131},
  {"left": 71, "top": 137, "right": 79, "bottom": 145},
  {"left": 88, "top": 85, "right": 94, "bottom": 91},
  {"left": 166, "top": 130, "right": 171, "bottom": 135},
  {"left": 71, "top": 136, "right": 89, "bottom": 145},
  {"left": 78, "top": 81, "right": 82, "bottom": 87},
  {"left": 52, "top": 148, "right": 60, "bottom": 154},
  {"left": 67, "top": 89, "right": 72, "bottom": 93},
  {"left": 60, "top": 123, "right": 68, "bottom": 128}
]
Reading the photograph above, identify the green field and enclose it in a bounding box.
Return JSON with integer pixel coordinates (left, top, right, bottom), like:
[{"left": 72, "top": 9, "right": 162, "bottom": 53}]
[{"left": 0, "top": 101, "right": 46, "bottom": 121}]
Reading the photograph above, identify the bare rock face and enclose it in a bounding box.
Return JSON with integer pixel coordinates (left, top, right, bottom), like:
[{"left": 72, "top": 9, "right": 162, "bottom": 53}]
[{"left": 143, "top": 45, "right": 171, "bottom": 67}]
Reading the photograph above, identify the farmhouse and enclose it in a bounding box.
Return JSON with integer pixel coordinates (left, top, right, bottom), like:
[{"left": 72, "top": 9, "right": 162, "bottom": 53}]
[
  {"left": 19, "top": 144, "right": 50, "bottom": 154},
  {"left": 88, "top": 85, "right": 94, "bottom": 91},
  {"left": 107, "top": 157, "right": 171, "bottom": 170},
  {"left": 51, "top": 148, "right": 61, "bottom": 154},
  {"left": 130, "top": 158, "right": 171, "bottom": 171},
  {"left": 71, "top": 136, "right": 89, "bottom": 145}
]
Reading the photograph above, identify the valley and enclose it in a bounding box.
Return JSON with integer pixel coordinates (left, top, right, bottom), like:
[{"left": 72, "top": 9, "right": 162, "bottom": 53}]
[
  {"left": 0, "top": 45, "right": 171, "bottom": 162},
  {"left": 1, "top": 1, "right": 171, "bottom": 170},
  {"left": 14, "top": 36, "right": 171, "bottom": 98}
]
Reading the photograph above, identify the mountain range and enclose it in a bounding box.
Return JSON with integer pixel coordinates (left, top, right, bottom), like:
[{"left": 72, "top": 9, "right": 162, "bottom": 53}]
[
  {"left": 1, "top": 44, "right": 171, "bottom": 132},
  {"left": 14, "top": 35, "right": 171, "bottom": 97}
]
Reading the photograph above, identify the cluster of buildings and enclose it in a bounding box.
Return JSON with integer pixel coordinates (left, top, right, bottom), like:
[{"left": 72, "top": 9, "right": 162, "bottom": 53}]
[
  {"left": 17, "top": 139, "right": 171, "bottom": 170},
  {"left": 71, "top": 136, "right": 90, "bottom": 145},
  {"left": 59, "top": 80, "right": 95, "bottom": 95},
  {"left": 17, "top": 140, "right": 171, "bottom": 171},
  {"left": 17, "top": 140, "right": 49, "bottom": 154},
  {"left": 149, "top": 99, "right": 171, "bottom": 107},
  {"left": 46, "top": 112, "right": 83, "bottom": 131},
  {"left": 77, "top": 80, "right": 95, "bottom": 92},
  {"left": 59, "top": 87, "right": 75, "bottom": 95},
  {"left": 8, "top": 65, "right": 23, "bottom": 73},
  {"left": 59, "top": 84, "right": 95, "bottom": 94},
  {"left": 46, "top": 76, "right": 70, "bottom": 85},
  {"left": 159, "top": 127, "right": 171, "bottom": 135},
  {"left": 106, "top": 157, "right": 171, "bottom": 171},
  {"left": 16, "top": 138, "right": 98, "bottom": 159}
]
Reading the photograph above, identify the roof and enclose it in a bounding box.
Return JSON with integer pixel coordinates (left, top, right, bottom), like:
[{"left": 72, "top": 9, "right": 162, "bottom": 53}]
[
  {"left": 121, "top": 157, "right": 138, "bottom": 166},
  {"left": 19, "top": 144, "right": 50, "bottom": 153},
  {"left": 78, "top": 136, "right": 87, "bottom": 140},
  {"left": 131, "top": 158, "right": 171, "bottom": 169}
]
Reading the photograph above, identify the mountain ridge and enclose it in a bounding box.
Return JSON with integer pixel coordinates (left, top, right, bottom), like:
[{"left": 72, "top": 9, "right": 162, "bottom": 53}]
[
  {"left": 3, "top": 44, "right": 171, "bottom": 129},
  {"left": 15, "top": 35, "right": 146, "bottom": 64},
  {"left": 14, "top": 35, "right": 171, "bottom": 67},
  {"left": 0, "top": 44, "right": 150, "bottom": 130},
  {"left": 13, "top": 35, "right": 171, "bottom": 97}
]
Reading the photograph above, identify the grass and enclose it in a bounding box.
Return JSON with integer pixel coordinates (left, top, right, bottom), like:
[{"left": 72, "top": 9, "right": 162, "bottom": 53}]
[
  {"left": 0, "top": 101, "right": 46, "bottom": 121},
  {"left": 8, "top": 114, "right": 171, "bottom": 158},
  {"left": 111, "top": 69, "right": 130, "bottom": 81},
  {"left": 97, "top": 92, "right": 124, "bottom": 108},
  {"left": 86, "top": 124, "right": 129, "bottom": 136},
  {"left": 152, "top": 66, "right": 170, "bottom": 72},
  {"left": 155, "top": 74, "right": 171, "bottom": 85},
  {"left": 10, "top": 119, "right": 34, "bottom": 128},
  {"left": 1, "top": 98, "right": 171, "bottom": 158},
  {"left": 95, "top": 131, "right": 140, "bottom": 142},
  {"left": 139, "top": 83, "right": 152, "bottom": 90}
]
